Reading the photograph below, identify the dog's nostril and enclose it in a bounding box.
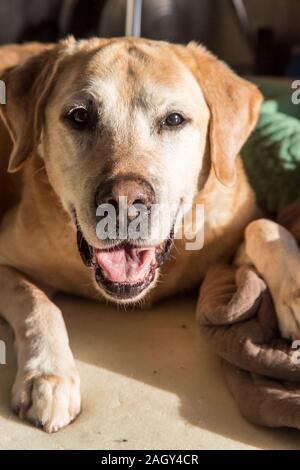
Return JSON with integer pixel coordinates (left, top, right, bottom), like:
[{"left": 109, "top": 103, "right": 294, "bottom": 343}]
[
  {"left": 133, "top": 198, "right": 147, "bottom": 207},
  {"left": 107, "top": 198, "right": 119, "bottom": 212}
]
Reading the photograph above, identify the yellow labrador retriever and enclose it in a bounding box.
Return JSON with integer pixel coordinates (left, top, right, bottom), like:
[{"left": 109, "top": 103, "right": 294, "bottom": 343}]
[{"left": 0, "top": 37, "right": 298, "bottom": 433}]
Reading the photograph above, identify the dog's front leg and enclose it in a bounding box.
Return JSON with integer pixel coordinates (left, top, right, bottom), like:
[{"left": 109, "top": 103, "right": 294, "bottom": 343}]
[
  {"left": 235, "top": 219, "right": 300, "bottom": 341},
  {"left": 0, "top": 265, "right": 80, "bottom": 433}
]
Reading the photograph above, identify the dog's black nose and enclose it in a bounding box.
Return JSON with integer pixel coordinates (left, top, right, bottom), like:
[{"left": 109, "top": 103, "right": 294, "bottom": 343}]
[{"left": 96, "top": 175, "right": 155, "bottom": 220}]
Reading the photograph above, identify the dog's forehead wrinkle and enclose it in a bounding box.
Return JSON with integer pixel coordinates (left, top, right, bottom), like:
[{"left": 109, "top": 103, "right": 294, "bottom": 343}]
[
  {"left": 127, "top": 45, "right": 151, "bottom": 63},
  {"left": 89, "top": 41, "right": 149, "bottom": 76},
  {"left": 86, "top": 42, "right": 180, "bottom": 82}
]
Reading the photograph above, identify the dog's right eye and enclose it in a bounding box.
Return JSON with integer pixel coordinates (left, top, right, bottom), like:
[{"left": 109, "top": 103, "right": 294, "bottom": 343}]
[{"left": 66, "top": 107, "right": 90, "bottom": 129}]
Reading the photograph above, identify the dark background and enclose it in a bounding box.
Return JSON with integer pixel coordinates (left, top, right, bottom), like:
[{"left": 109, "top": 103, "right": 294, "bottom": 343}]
[{"left": 0, "top": 0, "right": 300, "bottom": 77}]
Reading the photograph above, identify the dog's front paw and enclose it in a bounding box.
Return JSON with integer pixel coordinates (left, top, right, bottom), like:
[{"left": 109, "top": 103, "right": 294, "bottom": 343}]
[{"left": 12, "top": 369, "right": 81, "bottom": 433}]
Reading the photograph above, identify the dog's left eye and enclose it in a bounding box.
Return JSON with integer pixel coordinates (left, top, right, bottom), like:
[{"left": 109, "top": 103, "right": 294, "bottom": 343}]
[
  {"left": 66, "top": 107, "right": 90, "bottom": 128},
  {"left": 164, "top": 113, "right": 185, "bottom": 127}
]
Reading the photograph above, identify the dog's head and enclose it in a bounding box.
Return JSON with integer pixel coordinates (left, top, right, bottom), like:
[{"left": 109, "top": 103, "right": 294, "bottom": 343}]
[{"left": 0, "top": 37, "right": 262, "bottom": 303}]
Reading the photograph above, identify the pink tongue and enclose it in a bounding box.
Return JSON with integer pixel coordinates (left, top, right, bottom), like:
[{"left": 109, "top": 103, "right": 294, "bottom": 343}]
[{"left": 95, "top": 245, "right": 156, "bottom": 283}]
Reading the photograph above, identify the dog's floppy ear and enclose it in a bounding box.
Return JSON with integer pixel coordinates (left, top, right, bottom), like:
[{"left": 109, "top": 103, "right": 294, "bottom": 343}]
[
  {"left": 0, "top": 39, "right": 74, "bottom": 173},
  {"left": 184, "top": 43, "right": 263, "bottom": 186}
]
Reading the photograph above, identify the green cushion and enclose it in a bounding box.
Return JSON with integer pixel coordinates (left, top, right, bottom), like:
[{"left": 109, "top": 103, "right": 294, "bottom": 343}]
[{"left": 241, "top": 80, "right": 300, "bottom": 213}]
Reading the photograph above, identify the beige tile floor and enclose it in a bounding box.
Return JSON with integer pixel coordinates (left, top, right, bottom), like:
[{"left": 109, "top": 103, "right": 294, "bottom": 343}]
[{"left": 0, "top": 293, "right": 299, "bottom": 450}]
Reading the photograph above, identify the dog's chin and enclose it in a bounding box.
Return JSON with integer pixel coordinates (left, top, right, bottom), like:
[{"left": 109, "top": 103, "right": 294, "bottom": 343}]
[{"left": 76, "top": 229, "right": 174, "bottom": 303}]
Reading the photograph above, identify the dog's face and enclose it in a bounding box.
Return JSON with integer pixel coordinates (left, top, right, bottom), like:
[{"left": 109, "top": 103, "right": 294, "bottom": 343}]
[
  {"left": 42, "top": 39, "right": 210, "bottom": 302},
  {"left": 0, "top": 37, "right": 262, "bottom": 303}
]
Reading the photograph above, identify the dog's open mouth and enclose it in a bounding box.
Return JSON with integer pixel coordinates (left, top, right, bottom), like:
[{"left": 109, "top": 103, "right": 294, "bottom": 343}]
[{"left": 76, "top": 229, "right": 174, "bottom": 301}]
